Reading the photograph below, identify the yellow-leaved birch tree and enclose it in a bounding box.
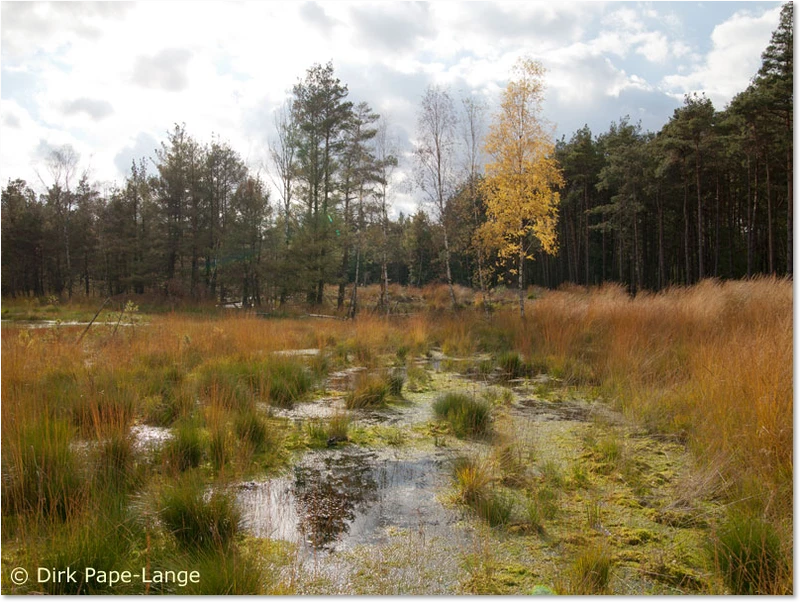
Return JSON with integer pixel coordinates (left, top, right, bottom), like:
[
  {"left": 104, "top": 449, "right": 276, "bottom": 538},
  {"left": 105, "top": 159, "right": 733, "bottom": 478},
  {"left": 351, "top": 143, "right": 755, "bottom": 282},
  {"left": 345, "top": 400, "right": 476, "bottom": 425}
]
[{"left": 479, "top": 58, "right": 563, "bottom": 317}]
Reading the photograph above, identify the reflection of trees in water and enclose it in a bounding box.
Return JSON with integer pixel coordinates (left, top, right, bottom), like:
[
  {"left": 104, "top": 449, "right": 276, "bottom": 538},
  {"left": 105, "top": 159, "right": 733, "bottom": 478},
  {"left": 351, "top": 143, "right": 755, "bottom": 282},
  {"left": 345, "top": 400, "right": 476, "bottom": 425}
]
[{"left": 293, "top": 452, "right": 379, "bottom": 549}]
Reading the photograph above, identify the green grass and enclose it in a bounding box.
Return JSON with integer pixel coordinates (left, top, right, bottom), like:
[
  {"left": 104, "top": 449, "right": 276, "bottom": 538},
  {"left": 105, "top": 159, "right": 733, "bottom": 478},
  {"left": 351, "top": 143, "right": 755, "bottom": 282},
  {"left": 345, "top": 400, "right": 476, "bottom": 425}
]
[
  {"left": 711, "top": 512, "right": 787, "bottom": 594},
  {"left": 158, "top": 474, "right": 242, "bottom": 550},
  {"left": 387, "top": 370, "right": 405, "bottom": 397},
  {"left": 307, "top": 412, "right": 351, "bottom": 447},
  {"left": 406, "top": 365, "right": 432, "bottom": 392},
  {"left": 162, "top": 421, "right": 206, "bottom": 472},
  {"left": 452, "top": 456, "right": 513, "bottom": 527},
  {"left": 95, "top": 426, "right": 138, "bottom": 491},
  {"left": 2, "top": 418, "right": 85, "bottom": 521},
  {"left": 197, "top": 357, "right": 313, "bottom": 410},
  {"left": 209, "top": 425, "right": 235, "bottom": 471},
  {"left": 345, "top": 374, "right": 391, "bottom": 409},
  {"left": 496, "top": 351, "right": 528, "bottom": 379},
  {"left": 568, "top": 544, "right": 613, "bottom": 594},
  {"left": 234, "top": 409, "right": 272, "bottom": 454},
  {"left": 180, "top": 549, "right": 265, "bottom": 594},
  {"left": 34, "top": 494, "right": 143, "bottom": 594},
  {"left": 433, "top": 393, "right": 492, "bottom": 438}
]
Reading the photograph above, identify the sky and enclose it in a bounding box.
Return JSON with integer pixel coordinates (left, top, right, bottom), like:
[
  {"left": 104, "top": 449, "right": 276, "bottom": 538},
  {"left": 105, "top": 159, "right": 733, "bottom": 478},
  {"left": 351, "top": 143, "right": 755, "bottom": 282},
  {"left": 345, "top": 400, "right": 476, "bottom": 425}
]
[{"left": 0, "top": 1, "right": 784, "bottom": 216}]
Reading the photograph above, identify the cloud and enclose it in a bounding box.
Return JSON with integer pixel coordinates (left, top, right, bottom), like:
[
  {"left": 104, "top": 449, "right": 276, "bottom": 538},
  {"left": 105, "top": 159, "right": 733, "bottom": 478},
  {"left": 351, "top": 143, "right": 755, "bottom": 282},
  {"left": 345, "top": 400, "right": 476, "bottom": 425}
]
[
  {"left": 3, "top": 113, "right": 21, "bottom": 129},
  {"left": 1, "top": 2, "right": 131, "bottom": 60},
  {"left": 62, "top": 97, "right": 114, "bottom": 120},
  {"left": 132, "top": 48, "right": 193, "bottom": 92},
  {"left": 0, "top": 1, "right": 782, "bottom": 207},
  {"left": 350, "top": 3, "right": 435, "bottom": 52},
  {"left": 661, "top": 6, "right": 781, "bottom": 107},
  {"left": 114, "top": 132, "right": 160, "bottom": 177},
  {"left": 299, "top": 2, "right": 336, "bottom": 32}
]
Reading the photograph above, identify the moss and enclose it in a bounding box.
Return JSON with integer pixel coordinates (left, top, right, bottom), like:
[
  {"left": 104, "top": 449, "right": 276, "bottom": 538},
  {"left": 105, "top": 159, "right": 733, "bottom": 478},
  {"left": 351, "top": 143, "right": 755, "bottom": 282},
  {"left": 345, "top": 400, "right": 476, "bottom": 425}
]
[
  {"left": 611, "top": 494, "right": 642, "bottom": 509},
  {"left": 647, "top": 559, "right": 705, "bottom": 591},
  {"left": 653, "top": 509, "right": 709, "bottom": 529},
  {"left": 613, "top": 549, "right": 647, "bottom": 564},
  {"left": 616, "top": 527, "right": 658, "bottom": 546}
]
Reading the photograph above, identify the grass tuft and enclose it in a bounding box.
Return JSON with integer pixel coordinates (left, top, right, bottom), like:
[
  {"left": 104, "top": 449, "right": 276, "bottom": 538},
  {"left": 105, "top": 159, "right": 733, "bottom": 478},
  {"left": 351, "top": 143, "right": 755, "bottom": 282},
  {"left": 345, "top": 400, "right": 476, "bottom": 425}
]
[
  {"left": 568, "top": 544, "right": 613, "bottom": 594},
  {"left": 433, "top": 393, "right": 492, "bottom": 438},
  {"left": 711, "top": 512, "right": 787, "bottom": 594},
  {"left": 158, "top": 474, "right": 242, "bottom": 550},
  {"left": 162, "top": 421, "right": 206, "bottom": 472}
]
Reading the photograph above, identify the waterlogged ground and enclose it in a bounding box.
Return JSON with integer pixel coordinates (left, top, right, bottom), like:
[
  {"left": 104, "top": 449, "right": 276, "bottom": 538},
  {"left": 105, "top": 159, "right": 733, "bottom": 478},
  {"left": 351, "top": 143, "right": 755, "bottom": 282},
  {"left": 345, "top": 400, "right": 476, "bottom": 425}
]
[
  {"left": 229, "top": 362, "right": 721, "bottom": 594},
  {"left": 2, "top": 320, "right": 722, "bottom": 594}
]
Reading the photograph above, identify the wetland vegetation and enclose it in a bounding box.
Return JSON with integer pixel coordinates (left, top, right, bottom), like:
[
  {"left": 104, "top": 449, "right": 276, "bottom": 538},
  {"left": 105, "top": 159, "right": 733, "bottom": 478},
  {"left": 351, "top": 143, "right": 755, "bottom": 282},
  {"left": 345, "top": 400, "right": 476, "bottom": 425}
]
[{"left": 1, "top": 278, "right": 792, "bottom": 594}]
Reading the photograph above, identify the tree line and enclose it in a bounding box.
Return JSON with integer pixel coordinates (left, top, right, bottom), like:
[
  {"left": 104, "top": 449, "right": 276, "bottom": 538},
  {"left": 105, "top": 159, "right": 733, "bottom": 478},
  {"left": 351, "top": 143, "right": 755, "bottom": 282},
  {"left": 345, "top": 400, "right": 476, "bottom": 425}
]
[{"left": 2, "top": 4, "right": 792, "bottom": 308}]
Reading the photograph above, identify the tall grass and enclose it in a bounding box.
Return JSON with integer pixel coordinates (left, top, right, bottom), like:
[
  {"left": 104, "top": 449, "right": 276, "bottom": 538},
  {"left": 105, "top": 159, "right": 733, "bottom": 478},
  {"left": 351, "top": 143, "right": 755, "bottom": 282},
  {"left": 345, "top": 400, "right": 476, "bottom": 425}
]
[
  {"left": 2, "top": 418, "right": 86, "bottom": 521},
  {"left": 710, "top": 511, "right": 788, "bottom": 594},
  {"left": 433, "top": 393, "right": 492, "bottom": 438},
  {"left": 510, "top": 277, "right": 792, "bottom": 591},
  {"left": 158, "top": 474, "right": 242, "bottom": 550},
  {"left": 1, "top": 279, "right": 790, "bottom": 592},
  {"left": 452, "top": 456, "right": 513, "bottom": 527}
]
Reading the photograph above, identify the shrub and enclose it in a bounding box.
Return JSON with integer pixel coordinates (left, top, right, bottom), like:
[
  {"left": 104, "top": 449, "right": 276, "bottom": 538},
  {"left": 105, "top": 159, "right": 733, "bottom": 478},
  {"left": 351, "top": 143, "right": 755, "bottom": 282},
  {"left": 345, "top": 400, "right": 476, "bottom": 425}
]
[
  {"left": 433, "top": 393, "right": 492, "bottom": 438},
  {"left": 158, "top": 475, "right": 242, "bottom": 550}
]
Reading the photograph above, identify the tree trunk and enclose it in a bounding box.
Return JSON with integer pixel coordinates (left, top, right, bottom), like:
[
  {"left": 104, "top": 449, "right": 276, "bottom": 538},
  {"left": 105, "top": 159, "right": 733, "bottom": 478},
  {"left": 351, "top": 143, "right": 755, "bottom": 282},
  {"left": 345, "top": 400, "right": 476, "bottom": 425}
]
[
  {"left": 349, "top": 246, "right": 360, "bottom": 319},
  {"left": 656, "top": 184, "right": 665, "bottom": 290},
  {"left": 518, "top": 238, "right": 525, "bottom": 318},
  {"left": 683, "top": 162, "right": 691, "bottom": 285},
  {"left": 584, "top": 181, "right": 590, "bottom": 285},
  {"left": 787, "top": 146, "right": 793, "bottom": 277},
  {"left": 443, "top": 225, "right": 456, "bottom": 307},
  {"left": 601, "top": 210, "right": 606, "bottom": 282},
  {"left": 747, "top": 154, "right": 758, "bottom": 278},
  {"left": 765, "top": 148, "right": 774, "bottom": 274},
  {"left": 381, "top": 253, "right": 389, "bottom": 315},
  {"left": 714, "top": 173, "right": 720, "bottom": 278},
  {"left": 695, "top": 144, "right": 704, "bottom": 281},
  {"left": 337, "top": 243, "right": 349, "bottom": 311}
]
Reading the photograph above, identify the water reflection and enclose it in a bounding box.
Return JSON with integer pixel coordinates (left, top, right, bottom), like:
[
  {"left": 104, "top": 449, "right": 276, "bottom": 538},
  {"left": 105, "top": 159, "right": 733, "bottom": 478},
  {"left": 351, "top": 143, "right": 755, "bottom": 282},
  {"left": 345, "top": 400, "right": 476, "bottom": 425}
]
[
  {"left": 294, "top": 451, "right": 379, "bottom": 549},
  {"left": 237, "top": 448, "right": 453, "bottom": 553}
]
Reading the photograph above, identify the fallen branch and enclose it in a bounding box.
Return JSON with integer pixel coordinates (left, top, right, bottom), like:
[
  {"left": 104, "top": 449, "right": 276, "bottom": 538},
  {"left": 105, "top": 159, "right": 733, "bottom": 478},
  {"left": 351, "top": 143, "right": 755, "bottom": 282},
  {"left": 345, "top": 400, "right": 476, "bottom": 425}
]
[
  {"left": 307, "top": 313, "right": 346, "bottom": 321},
  {"left": 76, "top": 297, "right": 111, "bottom": 344},
  {"left": 110, "top": 300, "right": 126, "bottom": 338}
]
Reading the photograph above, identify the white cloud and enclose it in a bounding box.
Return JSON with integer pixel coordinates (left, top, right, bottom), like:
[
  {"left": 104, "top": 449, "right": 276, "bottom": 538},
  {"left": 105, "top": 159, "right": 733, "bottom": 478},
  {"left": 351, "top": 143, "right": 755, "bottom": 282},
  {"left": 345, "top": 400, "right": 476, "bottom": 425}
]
[
  {"left": 0, "top": 0, "right": 783, "bottom": 204},
  {"left": 661, "top": 6, "right": 781, "bottom": 107},
  {"left": 635, "top": 31, "right": 670, "bottom": 63}
]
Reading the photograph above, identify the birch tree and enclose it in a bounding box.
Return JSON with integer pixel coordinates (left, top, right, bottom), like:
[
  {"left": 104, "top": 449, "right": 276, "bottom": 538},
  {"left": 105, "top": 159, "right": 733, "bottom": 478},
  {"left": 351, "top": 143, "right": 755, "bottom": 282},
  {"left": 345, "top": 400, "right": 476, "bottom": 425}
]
[
  {"left": 479, "top": 58, "right": 563, "bottom": 317},
  {"left": 415, "top": 85, "right": 458, "bottom": 307}
]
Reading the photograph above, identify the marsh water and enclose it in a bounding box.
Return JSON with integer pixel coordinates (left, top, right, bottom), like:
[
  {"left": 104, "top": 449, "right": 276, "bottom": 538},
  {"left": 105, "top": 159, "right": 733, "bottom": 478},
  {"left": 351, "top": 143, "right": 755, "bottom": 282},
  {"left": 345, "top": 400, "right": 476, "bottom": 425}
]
[
  {"left": 234, "top": 366, "right": 598, "bottom": 574},
  {"left": 236, "top": 446, "right": 459, "bottom": 554}
]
